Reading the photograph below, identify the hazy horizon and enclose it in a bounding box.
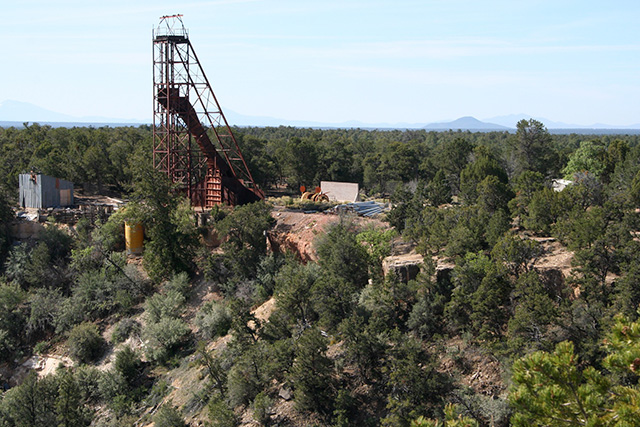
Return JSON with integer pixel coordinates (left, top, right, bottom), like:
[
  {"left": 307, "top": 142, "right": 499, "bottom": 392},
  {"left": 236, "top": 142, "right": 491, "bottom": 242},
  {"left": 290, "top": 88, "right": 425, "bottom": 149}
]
[{"left": 3, "top": 1, "right": 640, "bottom": 127}]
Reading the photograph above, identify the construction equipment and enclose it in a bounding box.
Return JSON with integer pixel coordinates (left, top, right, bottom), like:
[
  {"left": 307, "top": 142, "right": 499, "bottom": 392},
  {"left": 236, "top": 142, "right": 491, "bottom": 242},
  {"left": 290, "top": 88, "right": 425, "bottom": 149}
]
[
  {"left": 300, "top": 186, "right": 329, "bottom": 202},
  {"left": 152, "top": 15, "right": 263, "bottom": 207}
]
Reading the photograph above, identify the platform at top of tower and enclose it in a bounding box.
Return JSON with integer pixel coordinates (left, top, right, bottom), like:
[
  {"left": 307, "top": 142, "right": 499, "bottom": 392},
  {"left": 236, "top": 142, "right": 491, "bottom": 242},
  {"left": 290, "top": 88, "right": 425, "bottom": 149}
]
[{"left": 154, "top": 34, "right": 188, "bottom": 43}]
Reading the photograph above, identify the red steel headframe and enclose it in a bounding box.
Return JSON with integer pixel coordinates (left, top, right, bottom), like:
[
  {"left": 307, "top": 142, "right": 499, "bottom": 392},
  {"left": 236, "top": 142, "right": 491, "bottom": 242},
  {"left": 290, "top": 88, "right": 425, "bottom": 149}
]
[{"left": 152, "top": 15, "right": 263, "bottom": 207}]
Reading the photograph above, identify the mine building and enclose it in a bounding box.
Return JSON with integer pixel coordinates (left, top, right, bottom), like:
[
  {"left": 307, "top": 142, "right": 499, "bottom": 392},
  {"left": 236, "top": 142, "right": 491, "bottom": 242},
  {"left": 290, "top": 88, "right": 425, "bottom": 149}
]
[{"left": 19, "top": 172, "right": 74, "bottom": 209}]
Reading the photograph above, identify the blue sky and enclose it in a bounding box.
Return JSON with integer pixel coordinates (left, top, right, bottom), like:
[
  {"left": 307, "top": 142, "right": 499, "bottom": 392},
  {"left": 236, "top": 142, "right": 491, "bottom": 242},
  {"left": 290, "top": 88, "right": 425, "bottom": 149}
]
[{"left": 3, "top": 0, "right": 639, "bottom": 126}]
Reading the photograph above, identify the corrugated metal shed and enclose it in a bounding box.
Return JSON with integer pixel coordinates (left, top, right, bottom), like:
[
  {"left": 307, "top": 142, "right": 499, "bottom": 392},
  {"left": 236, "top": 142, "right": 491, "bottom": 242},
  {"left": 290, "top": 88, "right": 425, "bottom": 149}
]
[{"left": 19, "top": 173, "right": 74, "bottom": 209}]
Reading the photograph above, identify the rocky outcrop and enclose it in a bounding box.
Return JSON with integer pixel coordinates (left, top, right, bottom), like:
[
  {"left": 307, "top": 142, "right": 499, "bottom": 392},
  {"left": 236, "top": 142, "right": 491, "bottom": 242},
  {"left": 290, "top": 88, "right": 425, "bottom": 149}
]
[{"left": 382, "top": 253, "right": 424, "bottom": 282}]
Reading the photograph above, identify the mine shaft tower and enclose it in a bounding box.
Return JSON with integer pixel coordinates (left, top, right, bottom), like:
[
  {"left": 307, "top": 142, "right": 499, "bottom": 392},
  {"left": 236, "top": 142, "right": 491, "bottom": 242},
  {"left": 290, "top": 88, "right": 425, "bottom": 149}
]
[{"left": 153, "top": 15, "right": 263, "bottom": 207}]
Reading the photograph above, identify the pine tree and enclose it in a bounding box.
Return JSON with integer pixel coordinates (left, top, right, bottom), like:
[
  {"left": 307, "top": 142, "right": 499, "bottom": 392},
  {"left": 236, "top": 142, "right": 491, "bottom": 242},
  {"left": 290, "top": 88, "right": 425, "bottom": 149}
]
[
  {"left": 510, "top": 315, "right": 640, "bottom": 425},
  {"left": 289, "top": 327, "right": 334, "bottom": 414},
  {"left": 56, "top": 369, "right": 90, "bottom": 427}
]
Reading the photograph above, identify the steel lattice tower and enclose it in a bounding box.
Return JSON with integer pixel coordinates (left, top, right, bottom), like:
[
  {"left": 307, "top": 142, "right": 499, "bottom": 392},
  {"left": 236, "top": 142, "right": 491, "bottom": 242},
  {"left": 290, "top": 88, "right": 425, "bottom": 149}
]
[{"left": 152, "top": 15, "right": 263, "bottom": 207}]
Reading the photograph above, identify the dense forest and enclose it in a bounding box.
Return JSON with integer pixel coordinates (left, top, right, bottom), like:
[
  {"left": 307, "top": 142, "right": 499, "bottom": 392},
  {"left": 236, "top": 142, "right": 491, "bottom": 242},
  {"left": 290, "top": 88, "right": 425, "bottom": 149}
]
[{"left": 0, "top": 120, "right": 639, "bottom": 425}]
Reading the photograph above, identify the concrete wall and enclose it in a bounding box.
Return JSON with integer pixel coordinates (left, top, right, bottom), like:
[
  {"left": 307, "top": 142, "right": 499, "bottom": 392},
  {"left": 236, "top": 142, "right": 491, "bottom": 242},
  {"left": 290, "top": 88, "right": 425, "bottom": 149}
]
[
  {"left": 10, "top": 220, "right": 45, "bottom": 240},
  {"left": 320, "top": 181, "right": 359, "bottom": 203}
]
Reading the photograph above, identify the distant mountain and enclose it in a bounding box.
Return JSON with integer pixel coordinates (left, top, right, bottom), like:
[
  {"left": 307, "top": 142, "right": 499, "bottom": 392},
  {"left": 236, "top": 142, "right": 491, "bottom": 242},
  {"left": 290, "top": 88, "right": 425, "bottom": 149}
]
[
  {"left": 0, "top": 100, "right": 425, "bottom": 129},
  {"left": 423, "top": 116, "right": 510, "bottom": 131},
  {"left": 483, "top": 113, "right": 640, "bottom": 130},
  {"left": 2, "top": 99, "right": 639, "bottom": 132},
  {"left": 223, "top": 109, "right": 427, "bottom": 129},
  {"left": 0, "top": 100, "right": 147, "bottom": 125}
]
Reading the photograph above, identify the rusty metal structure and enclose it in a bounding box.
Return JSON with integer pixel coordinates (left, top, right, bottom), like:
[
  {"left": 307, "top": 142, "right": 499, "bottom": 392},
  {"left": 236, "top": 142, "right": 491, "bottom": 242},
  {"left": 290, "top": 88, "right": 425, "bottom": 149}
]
[{"left": 153, "top": 15, "right": 263, "bottom": 207}]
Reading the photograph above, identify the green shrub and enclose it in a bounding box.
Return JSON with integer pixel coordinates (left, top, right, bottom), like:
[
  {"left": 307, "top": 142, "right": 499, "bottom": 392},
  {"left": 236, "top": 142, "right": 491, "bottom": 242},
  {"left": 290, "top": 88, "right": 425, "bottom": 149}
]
[
  {"left": 522, "top": 187, "right": 563, "bottom": 235},
  {"left": 143, "top": 317, "right": 190, "bottom": 363},
  {"left": 153, "top": 405, "right": 187, "bottom": 427},
  {"left": 210, "top": 204, "right": 228, "bottom": 223},
  {"left": 0, "top": 190, "right": 13, "bottom": 269},
  {"left": 27, "top": 287, "right": 62, "bottom": 335},
  {"left": 74, "top": 365, "right": 103, "bottom": 402},
  {"left": 22, "top": 242, "right": 57, "bottom": 289},
  {"left": 97, "top": 370, "right": 130, "bottom": 415},
  {"left": 67, "top": 322, "right": 105, "bottom": 364},
  {"left": 145, "top": 289, "right": 186, "bottom": 323},
  {"left": 33, "top": 340, "right": 49, "bottom": 355},
  {"left": 315, "top": 222, "right": 369, "bottom": 287},
  {"left": 135, "top": 192, "right": 199, "bottom": 283},
  {"left": 114, "top": 346, "right": 142, "bottom": 386},
  {"left": 111, "top": 318, "right": 141, "bottom": 344},
  {"left": 53, "top": 296, "right": 86, "bottom": 333},
  {"left": 55, "top": 368, "right": 93, "bottom": 427},
  {"left": 332, "top": 388, "right": 356, "bottom": 427},
  {"left": 208, "top": 395, "right": 238, "bottom": 427},
  {"left": 38, "top": 225, "right": 73, "bottom": 262},
  {"left": 252, "top": 391, "right": 273, "bottom": 425},
  {"left": 71, "top": 259, "right": 146, "bottom": 320},
  {"left": 227, "top": 358, "right": 263, "bottom": 407},
  {"left": 195, "top": 301, "right": 231, "bottom": 340},
  {"left": 164, "top": 271, "right": 190, "bottom": 297},
  {"left": 215, "top": 201, "right": 275, "bottom": 279},
  {"left": 92, "top": 208, "right": 127, "bottom": 252},
  {"left": 143, "top": 379, "right": 172, "bottom": 408},
  {"left": 69, "top": 245, "right": 104, "bottom": 273},
  {"left": 0, "top": 281, "right": 26, "bottom": 360},
  {"left": 3, "top": 243, "right": 30, "bottom": 286},
  {"left": 255, "top": 253, "right": 284, "bottom": 301}
]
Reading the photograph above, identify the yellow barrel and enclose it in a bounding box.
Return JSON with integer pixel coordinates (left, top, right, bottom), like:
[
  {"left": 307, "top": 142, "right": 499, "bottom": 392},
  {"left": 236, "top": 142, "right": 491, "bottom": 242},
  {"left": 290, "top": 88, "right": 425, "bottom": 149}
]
[{"left": 125, "top": 222, "right": 144, "bottom": 255}]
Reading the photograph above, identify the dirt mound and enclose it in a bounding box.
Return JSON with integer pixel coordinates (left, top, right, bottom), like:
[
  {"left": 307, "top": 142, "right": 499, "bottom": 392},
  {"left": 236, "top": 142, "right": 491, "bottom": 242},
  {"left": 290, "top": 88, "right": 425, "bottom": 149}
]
[
  {"left": 267, "top": 208, "right": 385, "bottom": 262},
  {"left": 533, "top": 237, "right": 574, "bottom": 277}
]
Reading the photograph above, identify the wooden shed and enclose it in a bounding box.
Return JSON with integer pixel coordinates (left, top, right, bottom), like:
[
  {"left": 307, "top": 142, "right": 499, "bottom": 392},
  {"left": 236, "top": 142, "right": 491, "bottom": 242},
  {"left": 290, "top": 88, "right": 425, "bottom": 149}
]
[{"left": 19, "top": 173, "right": 74, "bottom": 209}]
